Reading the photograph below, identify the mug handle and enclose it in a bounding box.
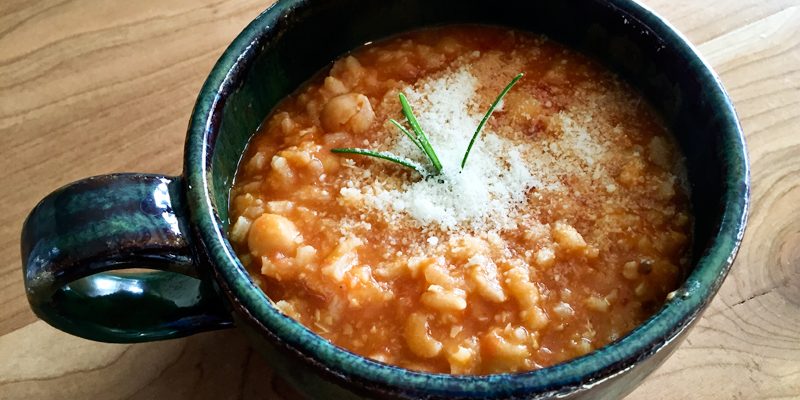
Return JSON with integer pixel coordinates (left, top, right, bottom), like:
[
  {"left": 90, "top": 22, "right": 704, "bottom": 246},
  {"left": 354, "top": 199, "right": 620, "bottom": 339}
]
[{"left": 20, "top": 173, "right": 233, "bottom": 343}]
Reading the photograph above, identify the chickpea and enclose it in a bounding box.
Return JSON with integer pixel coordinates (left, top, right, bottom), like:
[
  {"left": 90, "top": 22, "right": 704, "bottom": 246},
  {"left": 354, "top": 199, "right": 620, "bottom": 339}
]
[
  {"left": 320, "top": 93, "right": 375, "bottom": 134},
  {"left": 322, "top": 76, "right": 348, "bottom": 96},
  {"left": 622, "top": 261, "right": 639, "bottom": 280},
  {"left": 248, "top": 213, "right": 301, "bottom": 256},
  {"left": 330, "top": 56, "right": 365, "bottom": 88}
]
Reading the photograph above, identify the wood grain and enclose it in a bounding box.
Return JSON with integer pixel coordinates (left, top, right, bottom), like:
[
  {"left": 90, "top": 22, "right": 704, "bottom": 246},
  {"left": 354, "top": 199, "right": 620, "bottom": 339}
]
[{"left": 0, "top": 0, "right": 798, "bottom": 398}]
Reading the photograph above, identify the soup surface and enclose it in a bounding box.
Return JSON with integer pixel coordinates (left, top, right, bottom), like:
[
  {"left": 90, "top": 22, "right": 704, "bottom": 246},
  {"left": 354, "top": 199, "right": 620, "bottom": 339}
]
[{"left": 229, "top": 26, "right": 692, "bottom": 374}]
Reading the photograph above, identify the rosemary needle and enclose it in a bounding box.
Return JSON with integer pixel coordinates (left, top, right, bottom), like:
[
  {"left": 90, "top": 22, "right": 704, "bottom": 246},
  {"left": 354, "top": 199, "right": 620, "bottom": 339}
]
[
  {"left": 398, "top": 93, "right": 443, "bottom": 174},
  {"left": 330, "top": 72, "right": 524, "bottom": 178},
  {"left": 330, "top": 148, "right": 425, "bottom": 176},
  {"left": 461, "top": 72, "right": 524, "bottom": 169},
  {"left": 389, "top": 118, "right": 425, "bottom": 153}
]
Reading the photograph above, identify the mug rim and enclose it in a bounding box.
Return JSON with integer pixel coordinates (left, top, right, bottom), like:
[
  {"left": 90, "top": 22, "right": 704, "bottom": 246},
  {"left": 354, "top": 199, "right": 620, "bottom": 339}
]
[{"left": 184, "top": 0, "right": 750, "bottom": 396}]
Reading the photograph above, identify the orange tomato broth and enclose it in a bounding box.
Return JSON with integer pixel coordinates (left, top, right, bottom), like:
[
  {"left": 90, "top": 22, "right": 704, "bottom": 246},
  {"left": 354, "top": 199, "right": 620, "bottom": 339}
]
[{"left": 228, "top": 25, "right": 691, "bottom": 374}]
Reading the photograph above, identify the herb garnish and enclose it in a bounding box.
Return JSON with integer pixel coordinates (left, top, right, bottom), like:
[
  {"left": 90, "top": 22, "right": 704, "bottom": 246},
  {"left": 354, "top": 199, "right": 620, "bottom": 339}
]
[
  {"left": 331, "top": 72, "right": 524, "bottom": 177},
  {"left": 461, "top": 72, "right": 524, "bottom": 168},
  {"left": 330, "top": 148, "right": 426, "bottom": 175}
]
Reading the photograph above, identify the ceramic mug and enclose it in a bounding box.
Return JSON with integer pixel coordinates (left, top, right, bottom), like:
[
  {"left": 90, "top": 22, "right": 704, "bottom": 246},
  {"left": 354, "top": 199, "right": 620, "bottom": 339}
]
[{"left": 21, "top": 0, "right": 749, "bottom": 398}]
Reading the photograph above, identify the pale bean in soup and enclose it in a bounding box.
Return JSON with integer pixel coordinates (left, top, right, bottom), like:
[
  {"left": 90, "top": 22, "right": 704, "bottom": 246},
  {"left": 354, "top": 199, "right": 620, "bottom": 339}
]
[{"left": 229, "top": 25, "right": 692, "bottom": 375}]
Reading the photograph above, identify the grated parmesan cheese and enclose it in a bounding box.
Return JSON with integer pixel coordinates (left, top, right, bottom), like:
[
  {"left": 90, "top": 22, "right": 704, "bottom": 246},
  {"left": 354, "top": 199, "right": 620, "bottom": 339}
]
[
  {"left": 339, "top": 66, "right": 614, "bottom": 234},
  {"left": 366, "top": 67, "right": 539, "bottom": 231}
]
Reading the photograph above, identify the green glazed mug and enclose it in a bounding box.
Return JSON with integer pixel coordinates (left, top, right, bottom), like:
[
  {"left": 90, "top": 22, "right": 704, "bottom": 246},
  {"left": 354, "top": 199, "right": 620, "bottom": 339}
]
[{"left": 21, "top": 0, "right": 748, "bottom": 398}]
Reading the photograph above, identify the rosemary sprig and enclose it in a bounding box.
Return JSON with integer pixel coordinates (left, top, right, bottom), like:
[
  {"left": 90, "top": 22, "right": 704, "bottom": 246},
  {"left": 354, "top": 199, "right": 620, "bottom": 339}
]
[
  {"left": 331, "top": 93, "right": 443, "bottom": 177},
  {"left": 331, "top": 72, "right": 524, "bottom": 178},
  {"left": 460, "top": 72, "right": 524, "bottom": 169},
  {"left": 331, "top": 148, "right": 425, "bottom": 175}
]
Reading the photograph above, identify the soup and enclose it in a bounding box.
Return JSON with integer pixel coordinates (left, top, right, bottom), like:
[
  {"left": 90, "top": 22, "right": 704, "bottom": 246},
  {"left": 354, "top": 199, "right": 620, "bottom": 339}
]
[{"left": 228, "top": 25, "right": 691, "bottom": 374}]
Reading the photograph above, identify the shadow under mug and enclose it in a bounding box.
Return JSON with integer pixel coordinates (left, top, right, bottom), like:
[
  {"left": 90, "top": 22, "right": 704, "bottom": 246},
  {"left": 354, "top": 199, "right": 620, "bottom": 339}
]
[{"left": 21, "top": 0, "right": 748, "bottom": 398}]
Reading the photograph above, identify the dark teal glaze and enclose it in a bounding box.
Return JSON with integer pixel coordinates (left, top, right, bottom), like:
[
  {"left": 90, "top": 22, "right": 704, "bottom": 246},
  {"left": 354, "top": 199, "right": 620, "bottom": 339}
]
[
  {"left": 21, "top": 0, "right": 749, "bottom": 398},
  {"left": 21, "top": 174, "right": 232, "bottom": 342}
]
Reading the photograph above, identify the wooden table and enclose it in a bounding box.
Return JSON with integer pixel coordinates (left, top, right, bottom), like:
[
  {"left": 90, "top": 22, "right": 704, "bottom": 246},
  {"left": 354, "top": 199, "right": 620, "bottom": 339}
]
[{"left": 1, "top": 0, "right": 798, "bottom": 398}]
